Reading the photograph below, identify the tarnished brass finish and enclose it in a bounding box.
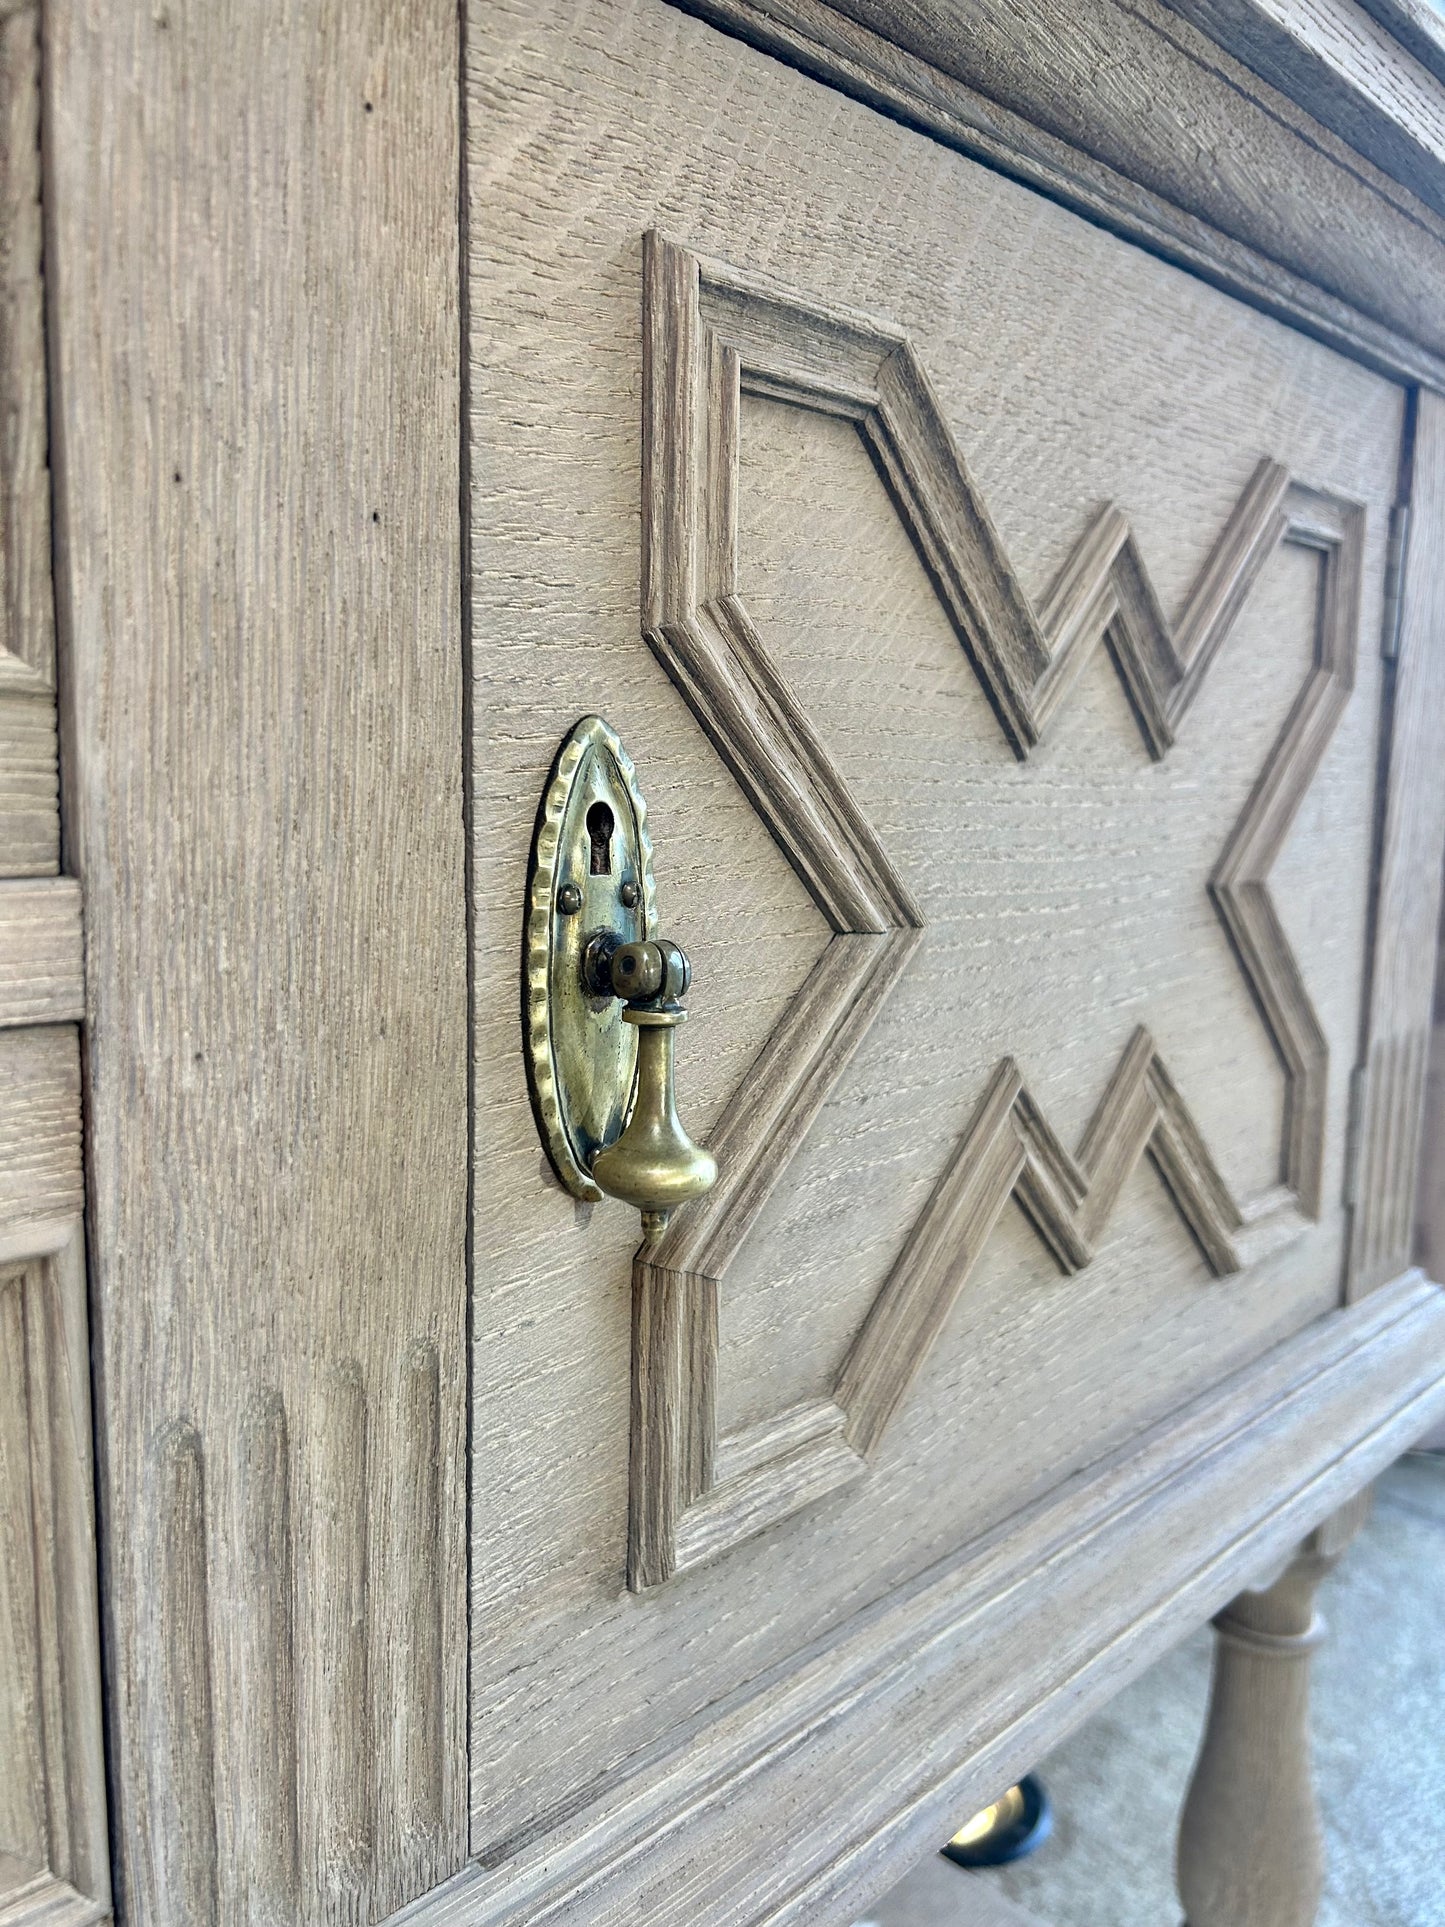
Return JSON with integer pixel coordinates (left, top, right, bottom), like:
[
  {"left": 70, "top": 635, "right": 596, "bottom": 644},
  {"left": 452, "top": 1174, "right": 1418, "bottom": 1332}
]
[
  {"left": 524, "top": 717, "right": 656, "bottom": 1200},
  {"left": 948, "top": 1786, "right": 1026, "bottom": 1849},
  {"left": 940, "top": 1776, "right": 1052, "bottom": 1869},
  {"left": 591, "top": 940, "right": 717, "bottom": 1236},
  {"left": 525, "top": 721, "right": 715, "bottom": 1233}
]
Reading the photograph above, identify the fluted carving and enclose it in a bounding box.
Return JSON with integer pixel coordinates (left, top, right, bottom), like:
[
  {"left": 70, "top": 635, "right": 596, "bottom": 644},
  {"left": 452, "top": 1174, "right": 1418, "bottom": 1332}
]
[{"left": 124, "top": 1347, "right": 450, "bottom": 1924}]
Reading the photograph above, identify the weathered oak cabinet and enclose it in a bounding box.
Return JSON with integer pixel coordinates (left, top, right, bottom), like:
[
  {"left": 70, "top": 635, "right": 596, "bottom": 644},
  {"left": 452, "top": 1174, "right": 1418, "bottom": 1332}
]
[{"left": 4, "top": 3, "right": 1445, "bottom": 1924}]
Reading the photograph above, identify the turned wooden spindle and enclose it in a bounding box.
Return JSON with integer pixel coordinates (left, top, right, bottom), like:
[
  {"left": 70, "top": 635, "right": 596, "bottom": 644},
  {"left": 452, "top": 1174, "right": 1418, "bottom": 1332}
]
[{"left": 1176, "top": 1491, "right": 1371, "bottom": 1927}]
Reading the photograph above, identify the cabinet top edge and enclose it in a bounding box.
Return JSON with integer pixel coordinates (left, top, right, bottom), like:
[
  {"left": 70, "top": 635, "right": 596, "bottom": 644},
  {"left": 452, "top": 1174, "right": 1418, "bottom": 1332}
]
[{"left": 665, "top": 0, "right": 1445, "bottom": 391}]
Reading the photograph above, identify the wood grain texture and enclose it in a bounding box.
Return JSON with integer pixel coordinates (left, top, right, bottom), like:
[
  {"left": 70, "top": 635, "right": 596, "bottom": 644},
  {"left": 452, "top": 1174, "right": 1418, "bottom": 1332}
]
[
  {"left": 0, "top": 1271, "right": 47, "bottom": 1884},
  {"left": 1175, "top": 1494, "right": 1371, "bottom": 1927},
  {"left": 0, "top": 1227, "right": 110, "bottom": 1927},
  {"left": 0, "top": 1028, "right": 82, "bottom": 1256},
  {"left": 0, "top": 692, "right": 58, "bottom": 879},
  {"left": 835, "top": 1029, "right": 1276, "bottom": 1460},
  {"left": 0, "top": 881, "right": 83, "bottom": 1028},
  {"left": 671, "top": 0, "right": 1445, "bottom": 386},
  {"left": 234, "top": 1393, "right": 300, "bottom": 1927},
  {"left": 1166, "top": 0, "right": 1445, "bottom": 215},
  {"left": 651, "top": 235, "right": 1320, "bottom": 764},
  {"left": 402, "top": 1273, "right": 1445, "bottom": 1927},
  {"left": 0, "top": 21, "right": 101, "bottom": 1918},
  {"left": 43, "top": 0, "right": 469, "bottom": 1920},
  {"left": 0, "top": 2, "right": 58, "bottom": 879},
  {"left": 468, "top": 2, "right": 1402, "bottom": 1889},
  {"left": 1355, "top": 0, "right": 1445, "bottom": 84},
  {"left": 139, "top": 1422, "right": 219, "bottom": 1926},
  {"left": 1348, "top": 389, "right": 1445, "bottom": 1296},
  {"left": 630, "top": 234, "right": 1364, "bottom": 1585},
  {"left": 1416, "top": 891, "right": 1445, "bottom": 1281},
  {"left": 1212, "top": 489, "right": 1363, "bottom": 1221},
  {"left": 0, "top": 1, "right": 53, "bottom": 695}
]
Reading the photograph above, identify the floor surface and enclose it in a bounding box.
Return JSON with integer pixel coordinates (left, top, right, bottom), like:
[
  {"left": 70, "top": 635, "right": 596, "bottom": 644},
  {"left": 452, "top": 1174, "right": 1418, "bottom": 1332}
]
[{"left": 857, "top": 1453, "right": 1445, "bottom": 1927}]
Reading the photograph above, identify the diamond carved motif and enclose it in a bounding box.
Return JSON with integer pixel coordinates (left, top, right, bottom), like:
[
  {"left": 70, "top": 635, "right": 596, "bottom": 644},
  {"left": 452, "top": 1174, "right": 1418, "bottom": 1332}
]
[{"left": 630, "top": 233, "right": 1363, "bottom": 1589}]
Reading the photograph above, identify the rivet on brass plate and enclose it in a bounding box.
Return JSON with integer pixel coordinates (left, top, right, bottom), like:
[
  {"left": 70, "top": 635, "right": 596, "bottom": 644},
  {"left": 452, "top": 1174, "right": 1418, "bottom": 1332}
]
[{"left": 524, "top": 717, "right": 716, "bottom": 1233}]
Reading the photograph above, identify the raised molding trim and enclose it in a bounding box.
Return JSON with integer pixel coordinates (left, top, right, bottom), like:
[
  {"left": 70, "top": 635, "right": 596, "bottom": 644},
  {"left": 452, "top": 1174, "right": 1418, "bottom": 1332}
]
[
  {"left": 834, "top": 1030, "right": 1302, "bottom": 1462},
  {"left": 1356, "top": 0, "right": 1445, "bottom": 86},
  {"left": 0, "top": 3, "right": 55, "bottom": 701},
  {"left": 1164, "top": 0, "right": 1445, "bottom": 217},
  {"left": 0, "top": 1029, "right": 84, "bottom": 1254},
  {"left": 632, "top": 233, "right": 1364, "bottom": 1587},
  {"left": 1348, "top": 390, "right": 1445, "bottom": 1295},
  {"left": 1213, "top": 485, "right": 1362, "bottom": 1222},
  {"left": 0, "top": 880, "right": 84, "bottom": 1028},
  {"left": 0, "top": 3, "right": 60, "bottom": 881},
  {"left": 387, "top": 1271, "right": 1445, "bottom": 1927},
  {"left": 0, "top": 1221, "right": 110, "bottom": 1927},
  {"left": 666, "top": 0, "right": 1445, "bottom": 391}
]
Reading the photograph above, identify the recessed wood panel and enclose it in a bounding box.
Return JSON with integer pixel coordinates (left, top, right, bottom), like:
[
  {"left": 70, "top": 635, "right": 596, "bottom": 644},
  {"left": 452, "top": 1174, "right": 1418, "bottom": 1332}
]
[
  {"left": 624, "top": 233, "right": 1369, "bottom": 1586},
  {"left": 467, "top": 0, "right": 1405, "bottom": 1865},
  {"left": 0, "top": 1228, "right": 109, "bottom": 1927},
  {"left": 0, "top": 5, "right": 59, "bottom": 883}
]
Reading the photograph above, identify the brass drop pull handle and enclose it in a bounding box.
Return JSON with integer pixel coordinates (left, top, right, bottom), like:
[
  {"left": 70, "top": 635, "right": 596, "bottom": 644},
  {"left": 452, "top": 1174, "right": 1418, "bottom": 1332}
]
[
  {"left": 591, "top": 940, "right": 717, "bottom": 1236},
  {"left": 524, "top": 717, "right": 718, "bottom": 1240}
]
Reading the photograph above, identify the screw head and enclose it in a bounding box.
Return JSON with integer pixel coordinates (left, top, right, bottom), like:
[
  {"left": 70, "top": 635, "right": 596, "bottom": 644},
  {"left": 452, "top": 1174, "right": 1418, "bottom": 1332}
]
[
  {"left": 557, "top": 882, "right": 582, "bottom": 915},
  {"left": 619, "top": 880, "right": 641, "bottom": 909}
]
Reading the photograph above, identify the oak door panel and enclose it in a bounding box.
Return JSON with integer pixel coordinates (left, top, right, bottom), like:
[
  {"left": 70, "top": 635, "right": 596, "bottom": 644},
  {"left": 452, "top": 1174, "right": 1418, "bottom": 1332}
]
[{"left": 468, "top": 0, "right": 1402, "bottom": 1858}]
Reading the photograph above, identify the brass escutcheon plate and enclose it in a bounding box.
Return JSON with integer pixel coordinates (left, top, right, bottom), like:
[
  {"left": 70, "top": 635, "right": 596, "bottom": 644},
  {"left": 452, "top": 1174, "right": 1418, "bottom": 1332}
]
[{"left": 524, "top": 716, "right": 657, "bottom": 1200}]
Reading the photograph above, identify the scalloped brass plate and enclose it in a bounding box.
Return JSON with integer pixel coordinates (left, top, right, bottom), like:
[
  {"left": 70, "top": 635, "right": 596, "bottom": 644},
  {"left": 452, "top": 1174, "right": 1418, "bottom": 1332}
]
[{"left": 524, "top": 717, "right": 657, "bottom": 1200}]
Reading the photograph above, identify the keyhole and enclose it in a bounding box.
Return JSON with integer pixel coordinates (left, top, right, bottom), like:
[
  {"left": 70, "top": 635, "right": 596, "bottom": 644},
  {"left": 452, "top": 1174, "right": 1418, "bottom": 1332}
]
[{"left": 587, "top": 801, "right": 615, "bottom": 876}]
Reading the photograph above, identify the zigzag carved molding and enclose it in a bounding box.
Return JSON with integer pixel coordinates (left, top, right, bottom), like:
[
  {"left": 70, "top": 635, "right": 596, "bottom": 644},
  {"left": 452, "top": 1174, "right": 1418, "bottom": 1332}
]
[
  {"left": 836, "top": 1028, "right": 1302, "bottom": 1460},
  {"left": 630, "top": 232, "right": 1363, "bottom": 1589}
]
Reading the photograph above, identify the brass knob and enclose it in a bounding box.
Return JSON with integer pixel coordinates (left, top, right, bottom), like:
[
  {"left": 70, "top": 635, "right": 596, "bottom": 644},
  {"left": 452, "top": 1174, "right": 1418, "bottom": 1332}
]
[{"left": 589, "top": 939, "right": 717, "bottom": 1237}]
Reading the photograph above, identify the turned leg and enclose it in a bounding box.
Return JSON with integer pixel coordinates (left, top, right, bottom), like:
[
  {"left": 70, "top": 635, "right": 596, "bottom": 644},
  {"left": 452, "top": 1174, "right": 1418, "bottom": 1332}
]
[{"left": 1175, "top": 1491, "right": 1370, "bottom": 1927}]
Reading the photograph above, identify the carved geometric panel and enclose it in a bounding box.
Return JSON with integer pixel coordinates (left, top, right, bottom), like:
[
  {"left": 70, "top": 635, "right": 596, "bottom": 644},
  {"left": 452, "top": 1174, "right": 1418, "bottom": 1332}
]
[{"left": 631, "top": 232, "right": 1363, "bottom": 1588}]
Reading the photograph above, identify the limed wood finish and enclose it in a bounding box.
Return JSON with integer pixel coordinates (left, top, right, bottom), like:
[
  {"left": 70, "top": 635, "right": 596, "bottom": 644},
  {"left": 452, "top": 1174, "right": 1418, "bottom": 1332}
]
[
  {"left": 1349, "top": 392, "right": 1445, "bottom": 1296},
  {"left": 1175, "top": 1490, "right": 1372, "bottom": 1927},
  {"left": 0, "top": 881, "right": 84, "bottom": 1029},
  {"left": 0, "top": 0, "right": 57, "bottom": 879},
  {"left": 43, "top": 1, "right": 468, "bottom": 1923},
  {"left": 1166, "top": 0, "right": 1445, "bottom": 215},
  {"left": 0, "top": 9, "right": 107, "bottom": 1927},
  {"left": 405, "top": 1275, "right": 1445, "bottom": 1927},
  {"left": 1418, "top": 891, "right": 1445, "bottom": 1282},
  {"left": 0, "top": 3, "right": 105, "bottom": 1927},
  {"left": 31, "top": 0, "right": 1445, "bottom": 1922},
  {"left": 0, "top": 1228, "right": 109, "bottom": 1927},
  {"left": 676, "top": 0, "right": 1445, "bottom": 383},
  {"left": 631, "top": 232, "right": 1365, "bottom": 1585},
  {"left": 461, "top": 3, "right": 1445, "bottom": 1922}
]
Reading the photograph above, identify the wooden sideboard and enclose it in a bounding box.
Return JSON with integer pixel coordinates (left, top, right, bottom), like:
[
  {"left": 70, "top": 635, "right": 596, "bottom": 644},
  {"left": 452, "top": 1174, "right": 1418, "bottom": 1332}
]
[{"left": 3, "top": 3, "right": 1444, "bottom": 1925}]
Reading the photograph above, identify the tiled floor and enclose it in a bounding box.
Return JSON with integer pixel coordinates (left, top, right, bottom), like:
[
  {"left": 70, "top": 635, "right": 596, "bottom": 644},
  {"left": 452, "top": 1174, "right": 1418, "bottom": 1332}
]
[{"left": 857, "top": 1453, "right": 1445, "bottom": 1927}]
